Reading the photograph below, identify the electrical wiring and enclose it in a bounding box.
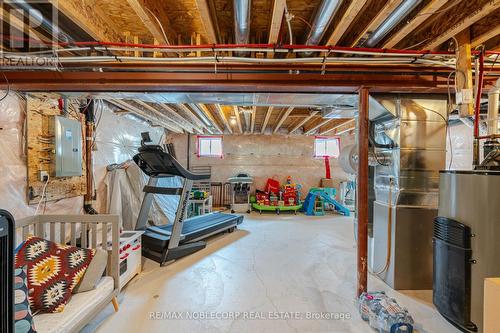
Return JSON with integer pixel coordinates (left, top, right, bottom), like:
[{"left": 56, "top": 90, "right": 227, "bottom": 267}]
[
  {"left": 0, "top": 72, "right": 11, "bottom": 102},
  {"left": 35, "top": 175, "right": 50, "bottom": 215}
]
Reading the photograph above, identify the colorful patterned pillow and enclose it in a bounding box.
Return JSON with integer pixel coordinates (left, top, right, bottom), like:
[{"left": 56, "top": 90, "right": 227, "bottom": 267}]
[
  {"left": 14, "top": 266, "right": 37, "bottom": 333},
  {"left": 15, "top": 236, "right": 96, "bottom": 313}
]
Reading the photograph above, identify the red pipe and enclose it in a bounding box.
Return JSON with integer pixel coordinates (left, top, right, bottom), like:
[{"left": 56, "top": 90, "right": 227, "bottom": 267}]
[
  {"left": 474, "top": 52, "right": 485, "bottom": 139},
  {"left": 3, "top": 35, "right": 500, "bottom": 56}
]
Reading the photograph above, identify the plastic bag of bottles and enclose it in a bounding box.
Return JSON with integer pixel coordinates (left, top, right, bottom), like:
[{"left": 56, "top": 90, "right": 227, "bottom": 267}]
[{"left": 358, "top": 291, "right": 414, "bottom": 333}]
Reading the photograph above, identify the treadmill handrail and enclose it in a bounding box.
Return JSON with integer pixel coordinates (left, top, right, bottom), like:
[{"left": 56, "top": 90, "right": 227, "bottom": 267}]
[{"left": 133, "top": 145, "right": 210, "bottom": 180}]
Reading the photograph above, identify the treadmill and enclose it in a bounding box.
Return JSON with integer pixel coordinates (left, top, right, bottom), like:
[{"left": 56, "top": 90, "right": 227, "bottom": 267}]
[{"left": 133, "top": 133, "right": 243, "bottom": 266}]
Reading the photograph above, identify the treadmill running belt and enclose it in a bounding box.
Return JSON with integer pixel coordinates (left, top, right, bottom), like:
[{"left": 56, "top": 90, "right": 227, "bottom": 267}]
[{"left": 149, "top": 212, "right": 242, "bottom": 242}]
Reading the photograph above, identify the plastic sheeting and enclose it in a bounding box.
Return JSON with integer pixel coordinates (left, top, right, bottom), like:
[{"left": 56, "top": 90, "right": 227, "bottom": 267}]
[
  {"left": 0, "top": 92, "right": 167, "bottom": 223},
  {"left": 0, "top": 92, "right": 83, "bottom": 219},
  {"left": 105, "top": 162, "right": 181, "bottom": 230}
]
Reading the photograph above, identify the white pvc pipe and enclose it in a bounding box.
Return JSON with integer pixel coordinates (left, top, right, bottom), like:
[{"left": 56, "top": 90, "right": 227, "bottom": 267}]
[{"left": 487, "top": 78, "right": 500, "bottom": 135}]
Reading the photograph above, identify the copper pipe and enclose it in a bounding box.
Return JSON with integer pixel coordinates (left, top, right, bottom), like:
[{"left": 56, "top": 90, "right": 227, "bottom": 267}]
[{"left": 357, "top": 87, "right": 369, "bottom": 297}]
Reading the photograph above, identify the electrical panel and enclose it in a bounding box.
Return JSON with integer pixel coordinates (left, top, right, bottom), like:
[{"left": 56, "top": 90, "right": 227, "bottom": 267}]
[{"left": 54, "top": 116, "right": 83, "bottom": 177}]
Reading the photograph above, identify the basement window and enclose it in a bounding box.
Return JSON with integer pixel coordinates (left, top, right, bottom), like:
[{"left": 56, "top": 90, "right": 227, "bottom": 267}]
[
  {"left": 314, "top": 137, "right": 340, "bottom": 158},
  {"left": 197, "top": 136, "right": 223, "bottom": 157}
]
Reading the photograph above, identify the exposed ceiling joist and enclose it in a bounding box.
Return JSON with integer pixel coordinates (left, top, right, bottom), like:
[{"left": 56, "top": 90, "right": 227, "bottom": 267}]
[
  {"left": 326, "top": 0, "right": 369, "bottom": 45},
  {"left": 267, "top": 0, "right": 286, "bottom": 58},
  {"left": 109, "top": 99, "right": 183, "bottom": 133},
  {"left": 232, "top": 106, "right": 243, "bottom": 134},
  {"left": 472, "top": 24, "right": 500, "bottom": 48},
  {"left": 176, "top": 104, "right": 208, "bottom": 132},
  {"left": 156, "top": 103, "right": 200, "bottom": 133},
  {"left": 134, "top": 100, "right": 196, "bottom": 133},
  {"left": 383, "top": 0, "right": 449, "bottom": 49},
  {"left": 305, "top": 118, "right": 334, "bottom": 135},
  {"left": 125, "top": 0, "right": 174, "bottom": 45},
  {"left": 321, "top": 118, "right": 356, "bottom": 135},
  {"left": 215, "top": 104, "right": 233, "bottom": 134},
  {"left": 47, "top": 0, "right": 123, "bottom": 42},
  {"left": 197, "top": 104, "right": 224, "bottom": 133},
  {"left": 351, "top": 0, "right": 403, "bottom": 47},
  {"left": 424, "top": 1, "right": 500, "bottom": 50},
  {"left": 273, "top": 107, "right": 295, "bottom": 134},
  {"left": 194, "top": 0, "right": 218, "bottom": 43},
  {"left": 289, "top": 111, "right": 319, "bottom": 134},
  {"left": 261, "top": 106, "right": 274, "bottom": 134}
]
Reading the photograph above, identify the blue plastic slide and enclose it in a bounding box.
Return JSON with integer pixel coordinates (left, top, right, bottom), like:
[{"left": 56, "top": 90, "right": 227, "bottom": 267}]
[{"left": 303, "top": 191, "right": 351, "bottom": 217}]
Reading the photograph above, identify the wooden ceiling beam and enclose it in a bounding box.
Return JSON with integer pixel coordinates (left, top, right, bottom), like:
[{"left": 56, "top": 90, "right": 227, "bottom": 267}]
[
  {"left": 215, "top": 104, "right": 233, "bottom": 134},
  {"left": 326, "top": 0, "right": 369, "bottom": 46},
  {"left": 48, "top": 0, "right": 123, "bottom": 42},
  {"left": 383, "top": 0, "right": 449, "bottom": 49},
  {"left": 197, "top": 104, "right": 224, "bottom": 133},
  {"left": 135, "top": 100, "right": 197, "bottom": 133},
  {"left": 232, "top": 106, "right": 244, "bottom": 134},
  {"left": 305, "top": 118, "right": 334, "bottom": 135},
  {"left": 109, "top": 99, "right": 183, "bottom": 133},
  {"left": 156, "top": 103, "right": 201, "bottom": 133},
  {"left": 176, "top": 104, "right": 208, "bottom": 132},
  {"left": 289, "top": 111, "right": 319, "bottom": 134},
  {"left": 351, "top": 0, "right": 403, "bottom": 47},
  {"left": 194, "top": 0, "right": 218, "bottom": 44},
  {"left": 261, "top": 106, "right": 274, "bottom": 134},
  {"left": 267, "top": 0, "right": 286, "bottom": 58},
  {"left": 472, "top": 24, "right": 500, "bottom": 48},
  {"left": 126, "top": 0, "right": 176, "bottom": 45},
  {"left": 273, "top": 107, "right": 295, "bottom": 134},
  {"left": 321, "top": 118, "right": 356, "bottom": 135},
  {"left": 424, "top": 1, "right": 500, "bottom": 50}
]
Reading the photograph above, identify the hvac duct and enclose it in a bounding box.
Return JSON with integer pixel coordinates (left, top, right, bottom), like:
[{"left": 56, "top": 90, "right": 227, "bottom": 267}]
[
  {"left": 234, "top": 0, "right": 251, "bottom": 45},
  {"left": 365, "top": 0, "right": 423, "bottom": 47},
  {"left": 305, "top": 0, "right": 343, "bottom": 46}
]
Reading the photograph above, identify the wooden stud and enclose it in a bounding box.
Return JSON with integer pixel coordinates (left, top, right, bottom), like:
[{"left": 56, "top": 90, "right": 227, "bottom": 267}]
[
  {"left": 135, "top": 101, "right": 195, "bottom": 133},
  {"left": 261, "top": 106, "right": 274, "bottom": 134},
  {"left": 194, "top": 0, "right": 218, "bottom": 43},
  {"left": 424, "top": 1, "right": 500, "bottom": 50},
  {"left": 273, "top": 107, "right": 295, "bottom": 134},
  {"left": 327, "top": 0, "right": 369, "bottom": 46},
  {"left": 134, "top": 36, "right": 142, "bottom": 58},
  {"left": 156, "top": 104, "right": 199, "bottom": 133},
  {"left": 383, "top": 0, "right": 449, "bottom": 49},
  {"left": 351, "top": 0, "right": 403, "bottom": 47},
  {"left": 250, "top": 106, "right": 256, "bottom": 134},
  {"left": 456, "top": 29, "right": 474, "bottom": 117},
  {"left": 289, "top": 111, "right": 319, "bottom": 134},
  {"left": 153, "top": 39, "right": 161, "bottom": 58}
]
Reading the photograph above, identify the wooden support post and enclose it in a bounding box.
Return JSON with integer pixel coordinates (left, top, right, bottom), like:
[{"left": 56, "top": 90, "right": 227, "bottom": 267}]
[
  {"left": 153, "top": 39, "right": 161, "bottom": 58},
  {"left": 456, "top": 29, "right": 474, "bottom": 117},
  {"left": 133, "top": 36, "right": 141, "bottom": 58},
  {"left": 357, "top": 87, "right": 369, "bottom": 297}
]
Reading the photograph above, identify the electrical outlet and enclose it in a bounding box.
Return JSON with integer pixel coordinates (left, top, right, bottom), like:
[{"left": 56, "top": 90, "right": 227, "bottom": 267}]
[{"left": 39, "top": 170, "right": 49, "bottom": 182}]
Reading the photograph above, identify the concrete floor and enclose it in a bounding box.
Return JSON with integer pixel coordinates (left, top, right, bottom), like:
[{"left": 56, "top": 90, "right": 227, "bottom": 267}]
[{"left": 85, "top": 214, "right": 459, "bottom": 333}]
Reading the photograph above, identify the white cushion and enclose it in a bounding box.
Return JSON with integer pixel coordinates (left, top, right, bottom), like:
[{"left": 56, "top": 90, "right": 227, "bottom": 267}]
[{"left": 33, "top": 277, "right": 114, "bottom": 333}]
